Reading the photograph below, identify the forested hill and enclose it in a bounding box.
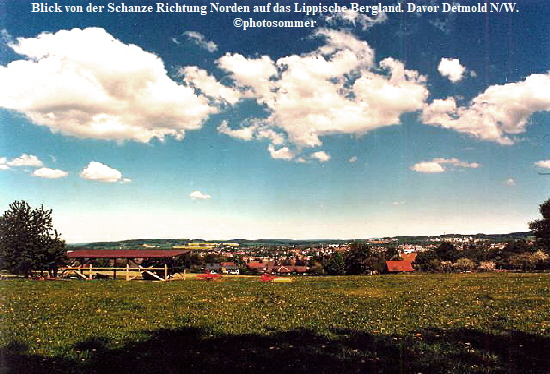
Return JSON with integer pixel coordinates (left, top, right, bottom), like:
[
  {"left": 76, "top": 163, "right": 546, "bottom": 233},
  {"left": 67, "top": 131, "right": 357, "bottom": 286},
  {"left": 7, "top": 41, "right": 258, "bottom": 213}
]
[{"left": 68, "top": 232, "right": 532, "bottom": 248}]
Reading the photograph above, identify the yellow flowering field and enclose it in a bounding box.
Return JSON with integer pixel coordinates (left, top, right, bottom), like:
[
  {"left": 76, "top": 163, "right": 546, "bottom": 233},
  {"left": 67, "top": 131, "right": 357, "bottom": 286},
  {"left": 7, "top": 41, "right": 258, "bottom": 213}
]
[{"left": 1, "top": 273, "right": 549, "bottom": 373}]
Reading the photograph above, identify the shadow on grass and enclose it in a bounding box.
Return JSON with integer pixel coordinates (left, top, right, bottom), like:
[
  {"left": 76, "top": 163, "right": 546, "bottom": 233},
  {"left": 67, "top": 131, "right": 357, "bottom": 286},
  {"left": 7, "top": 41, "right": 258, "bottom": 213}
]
[{"left": 2, "top": 327, "right": 549, "bottom": 374}]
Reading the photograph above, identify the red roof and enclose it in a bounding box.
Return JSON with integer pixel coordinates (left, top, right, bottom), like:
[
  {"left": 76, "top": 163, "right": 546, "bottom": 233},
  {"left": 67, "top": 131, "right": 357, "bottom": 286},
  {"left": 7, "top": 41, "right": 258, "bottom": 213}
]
[
  {"left": 386, "top": 261, "right": 414, "bottom": 272},
  {"left": 247, "top": 262, "right": 266, "bottom": 269},
  {"left": 274, "top": 265, "right": 308, "bottom": 273},
  {"left": 402, "top": 253, "right": 418, "bottom": 262},
  {"left": 294, "top": 266, "right": 308, "bottom": 273},
  {"left": 67, "top": 249, "right": 189, "bottom": 259}
]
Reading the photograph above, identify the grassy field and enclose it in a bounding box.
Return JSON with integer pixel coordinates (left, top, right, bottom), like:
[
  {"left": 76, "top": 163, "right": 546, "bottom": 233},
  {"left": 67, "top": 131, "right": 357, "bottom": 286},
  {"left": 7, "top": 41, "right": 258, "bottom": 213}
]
[{"left": 1, "top": 273, "right": 549, "bottom": 373}]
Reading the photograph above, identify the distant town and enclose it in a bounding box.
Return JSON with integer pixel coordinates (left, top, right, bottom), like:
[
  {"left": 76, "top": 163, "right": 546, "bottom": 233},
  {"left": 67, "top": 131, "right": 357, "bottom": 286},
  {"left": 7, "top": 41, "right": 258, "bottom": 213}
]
[{"left": 67, "top": 231, "right": 543, "bottom": 275}]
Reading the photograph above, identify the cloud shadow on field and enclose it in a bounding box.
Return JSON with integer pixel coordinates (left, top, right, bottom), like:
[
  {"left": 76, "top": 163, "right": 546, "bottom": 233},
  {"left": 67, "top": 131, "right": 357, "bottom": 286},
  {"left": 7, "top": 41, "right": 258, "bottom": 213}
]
[{"left": 1, "top": 327, "right": 549, "bottom": 374}]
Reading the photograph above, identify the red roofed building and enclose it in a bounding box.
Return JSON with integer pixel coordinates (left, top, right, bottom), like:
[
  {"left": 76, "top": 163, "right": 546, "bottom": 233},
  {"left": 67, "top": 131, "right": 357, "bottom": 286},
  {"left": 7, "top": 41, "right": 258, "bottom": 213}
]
[
  {"left": 386, "top": 261, "right": 414, "bottom": 272},
  {"left": 246, "top": 261, "right": 267, "bottom": 273},
  {"left": 401, "top": 253, "right": 418, "bottom": 263}
]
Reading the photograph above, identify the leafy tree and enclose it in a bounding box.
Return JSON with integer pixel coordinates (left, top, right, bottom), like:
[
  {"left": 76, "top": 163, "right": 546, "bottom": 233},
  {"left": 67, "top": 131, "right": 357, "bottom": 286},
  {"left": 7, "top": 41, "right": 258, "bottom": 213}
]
[
  {"left": 384, "top": 245, "right": 401, "bottom": 261},
  {"left": 309, "top": 262, "right": 326, "bottom": 276},
  {"left": 453, "top": 257, "right": 476, "bottom": 272},
  {"left": 415, "top": 250, "right": 440, "bottom": 272},
  {"left": 478, "top": 261, "right": 496, "bottom": 271},
  {"left": 508, "top": 252, "right": 538, "bottom": 271},
  {"left": 324, "top": 251, "right": 346, "bottom": 275},
  {"left": 436, "top": 242, "right": 459, "bottom": 262},
  {"left": 532, "top": 250, "right": 550, "bottom": 270},
  {"left": 529, "top": 198, "right": 550, "bottom": 251},
  {"left": 0, "top": 201, "right": 66, "bottom": 277},
  {"left": 345, "top": 242, "right": 386, "bottom": 274},
  {"left": 345, "top": 242, "right": 371, "bottom": 274}
]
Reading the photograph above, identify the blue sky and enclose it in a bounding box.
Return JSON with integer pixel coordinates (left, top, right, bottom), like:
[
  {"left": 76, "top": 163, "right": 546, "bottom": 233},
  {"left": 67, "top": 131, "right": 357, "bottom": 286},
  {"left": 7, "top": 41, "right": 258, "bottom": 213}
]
[{"left": 0, "top": 0, "right": 548, "bottom": 242}]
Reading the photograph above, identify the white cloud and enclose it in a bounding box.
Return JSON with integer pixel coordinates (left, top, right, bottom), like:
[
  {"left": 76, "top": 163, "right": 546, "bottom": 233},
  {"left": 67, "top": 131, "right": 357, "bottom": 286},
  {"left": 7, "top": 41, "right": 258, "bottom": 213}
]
[
  {"left": 349, "top": 156, "right": 358, "bottom": 163},
  {"left": 432, "top": 158, "right": 481, "bottom": 169},
  {"left": 80, "top": 161, "right": 125, "bottom": 183},
  {"left": 217, "top": 120, "right": 255, "bottom": 141},
  {"left": 32, "top": 167, "right": 68, "bottom": 179},
  {"left": 189, "top": 190, "right": 211, "bottom": 200},
  {"left": 181, "top": 66, "right": 241, "bottom": 105},
  {"left": 217, "top": 53, "right": 277, "bottom": 99},
  {"left": 0, "top": 154, "right": 44, "bottom": 169},
  {"left": 422, "top": 73, "right": 550, "bottom": 144},
  {"left": 535, "top": 160, "right": 550, "bottom": 169},
  {"left": 183, "top": 31, "right": 218, "bottom": 52},
  {"left": 7, "top": 154, "right": 43, "bottom": 167},
  {"left": 218, "top": 29, "right": 427, "bottom": 157},
  {"left": 438, "top": 58, "right": 466, "bottom": 82},
  {"left": 217, "top": 120, "right": 285, "bottom": 145},
  {"left": 411, "top": 161, "right": 445, "bottom": 173},
  {"left": 268, "top": 144, "right": 295, "bottom": 160},
  {"left": 506, "top": 178, "right": 516, "bottom": 186},
  {"left": 411, "top": 158, "right": 480, "bottom": 173},
  {"left": 326, "top": 9, "right": 387, "bottom": 30},
  {"left": 0, "top": 28, "right": 218, "bottom": 143},
  {"left": 311, "top": 151, "right": 331, "bottom": 162}
]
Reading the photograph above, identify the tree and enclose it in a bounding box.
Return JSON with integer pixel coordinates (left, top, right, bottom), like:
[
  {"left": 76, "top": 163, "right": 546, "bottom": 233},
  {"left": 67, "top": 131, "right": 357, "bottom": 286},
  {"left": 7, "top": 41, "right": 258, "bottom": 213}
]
[
  {"left": 0, "top": 201, "right": 66, "bottom": 277},
  {"left": 453, "top": 257, "right": 476, "bottom": 272},
  {"left": 529, "top": 198, "right": 550, "bottom": 251},
  {"left": 384, "top": 245, "right": 401, "bottom": 261},
  {"left": 415, "top": 250, "right": 441, "bottom": 272},
  {"left": 435, "top": 242, "right": 459, "bottom": 262},
  {"left": 324, "top": 251, "right": 346, "bottom": 275},
  {"left": 345, "top": 242, "right": 386, "bottom": 274},
  {"left": 478, "top": 261, "right": 496, "bottom": 272},
  {"left": 508, "top": 252, "right": 538, "bottom": 271}
]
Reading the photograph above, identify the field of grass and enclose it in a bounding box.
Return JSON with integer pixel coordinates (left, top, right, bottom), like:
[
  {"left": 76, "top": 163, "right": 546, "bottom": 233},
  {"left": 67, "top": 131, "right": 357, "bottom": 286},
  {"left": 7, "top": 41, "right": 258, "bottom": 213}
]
[{"left": 1, "top": 273, "right": 549, "bottom": 373}]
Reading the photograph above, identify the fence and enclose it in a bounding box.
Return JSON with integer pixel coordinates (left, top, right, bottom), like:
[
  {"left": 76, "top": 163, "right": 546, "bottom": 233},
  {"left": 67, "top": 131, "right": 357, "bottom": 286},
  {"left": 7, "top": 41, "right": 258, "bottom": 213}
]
[{"left": 61, "top": 264, "right": 173, "bottom": 281}]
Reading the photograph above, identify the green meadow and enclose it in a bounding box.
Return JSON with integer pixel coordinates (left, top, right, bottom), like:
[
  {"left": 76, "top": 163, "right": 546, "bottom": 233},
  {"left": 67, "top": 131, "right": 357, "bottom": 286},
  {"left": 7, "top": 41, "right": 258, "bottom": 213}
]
[{"left": 1, "top": 273, "right": 549, "bottom": 373}]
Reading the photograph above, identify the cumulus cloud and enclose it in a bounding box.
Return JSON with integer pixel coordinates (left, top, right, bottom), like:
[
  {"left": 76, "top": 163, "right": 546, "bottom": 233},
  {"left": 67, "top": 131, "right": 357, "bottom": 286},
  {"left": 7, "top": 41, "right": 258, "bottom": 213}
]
[
  {"left": 438, "top": 58, "right": 466, "bottom": 82},
  {"left": 326, "top": 9, "right": 388, "bottom": 30},
  {"left": 183, "top": 31, "right": 218, "bottom": 52},
  {"left": 0, "top": 154, "right": 44, "bottom": 170},
  {"left": 535, "top": 160, "right": 550, "bottom": 169},
  {"left": 411, "top": 158, "right": 480, "bottom": 173},
  {"left": 432, "top": 158, "right": 481, "bottom": 169},
  {"left": 422, "top": 73, "right": 550, "bottom": 144},
  {"left": 268, "top": 144, "right": 295, "bottom": 160},
  {"left": 0, "top": 28, "right": 218, "bottom": 143},
  {"left": 217, "top": 53, "right": 277, "bottom": 99},
  {"left": 7, "top": 154, "right": 43, "bottom": 167},
  {"left": 411, "top": 161, "right": 445, "bottom": 173},
  {"left": 218, "top": 120, "right": 285, "bottom": 145},
  {"left": 180, "top": 66, "right": 241, "bottom": 105},
  {"left": 80, "top": 161, "right": 127, "bottom": 183},
  {"left": 189, "top": 190, "right": 211, "bottom": 200},
  {"left": 217, "top": 120, "right": 255, "bottom": 141},
  {"left": 311, "top": 151, "right": 331, "bottom": 162},
  {"left": 32, "top": 167, "right": 68, "bottom": 179},
  {"left": 217, "top": 29, "right": 427, "bottom": 160}
]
